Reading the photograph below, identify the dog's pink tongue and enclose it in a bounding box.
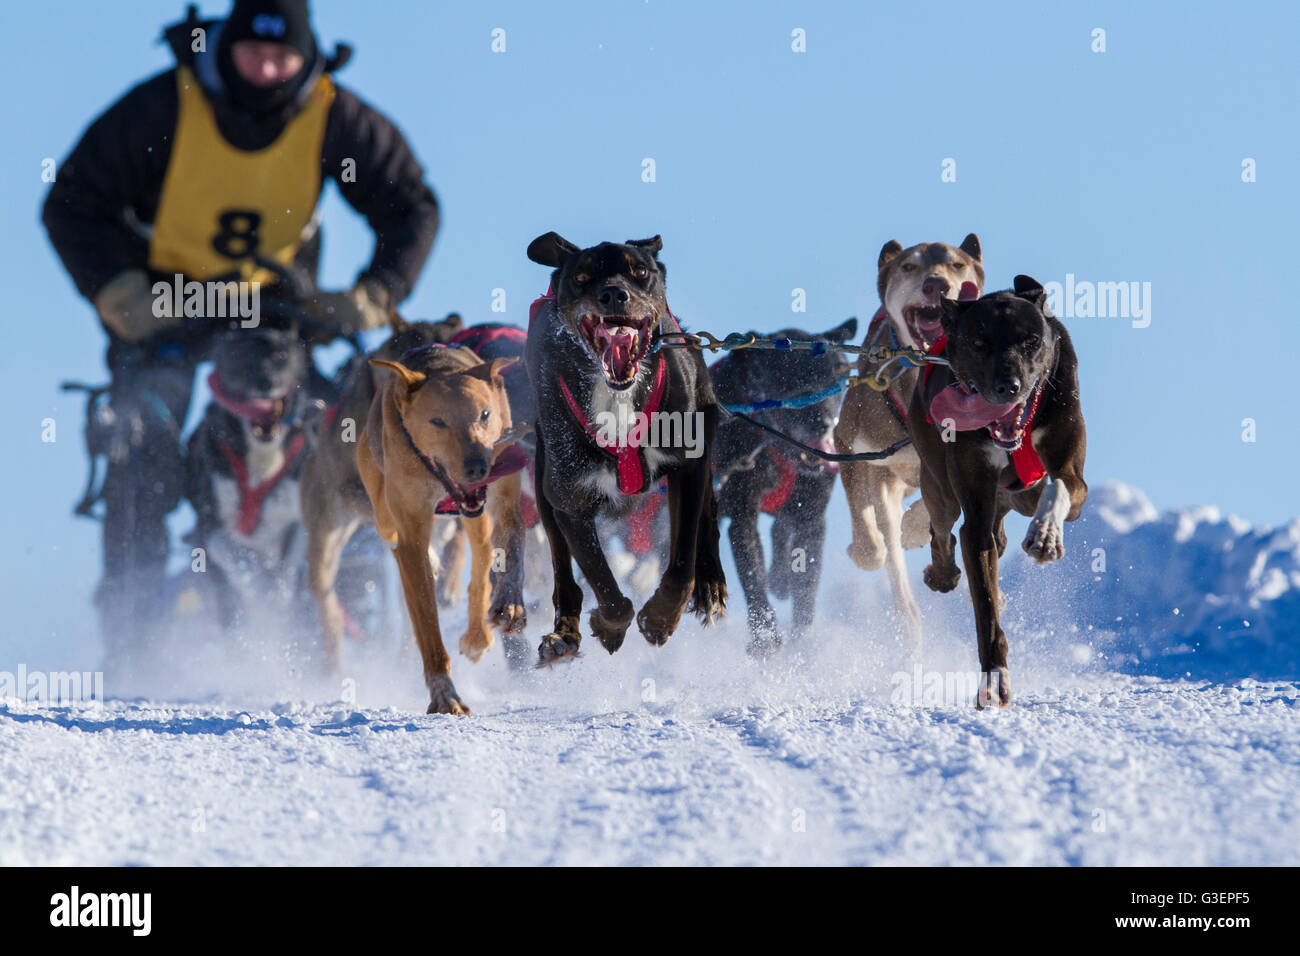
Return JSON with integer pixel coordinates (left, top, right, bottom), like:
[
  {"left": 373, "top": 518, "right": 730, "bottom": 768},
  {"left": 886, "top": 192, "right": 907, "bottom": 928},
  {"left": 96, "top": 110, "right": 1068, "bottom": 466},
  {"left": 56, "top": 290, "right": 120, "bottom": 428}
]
[
  {"left": 599, "top": 327, "right": 637, "bottom": 379},
  {"left": 917, "top": 318, "right": 944, "bottom": 344},
  {"left": 928, "top": 385, "right": 1016, "bottom": 432}
]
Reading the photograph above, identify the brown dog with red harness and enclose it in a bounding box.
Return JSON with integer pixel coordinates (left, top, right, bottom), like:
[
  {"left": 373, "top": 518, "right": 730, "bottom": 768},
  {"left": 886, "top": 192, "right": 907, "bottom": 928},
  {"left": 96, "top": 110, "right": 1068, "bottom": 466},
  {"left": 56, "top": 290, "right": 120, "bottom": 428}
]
[
  {"left": 299, "top": 315, "right": 525, "bottom": 714},
  {"left": 908, "top": 276, "right": 1088, "bottom": 708}
]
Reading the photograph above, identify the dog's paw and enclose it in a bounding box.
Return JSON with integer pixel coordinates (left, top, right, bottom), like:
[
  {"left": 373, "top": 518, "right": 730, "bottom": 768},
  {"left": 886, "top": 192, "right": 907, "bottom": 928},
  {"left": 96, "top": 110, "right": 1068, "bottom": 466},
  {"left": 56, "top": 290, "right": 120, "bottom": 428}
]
[
  {"left": 590, "top": 597, "right": 635, "bottom": 653},
  {"left": 536, "top": 632, "right": 581, "bottom": 667},
  {"left": 690, "top": 576, "right": 728, "bottom": 627},
  {"left": 975, "top": 669, "right": 1012, "bottom": 710},
  {"left": 1022, "top": 516, "right": 1065, "bottom": 564},
  {"left": 847, "top": 535, "right": 887, "bottom": 572},
  {"left": 426, "top": 674, "right": 471, "bottom": 716},
  {"left": 489, "top": 587, "right": 527, "bottom": 635},
  {"left": 900, "top": 502, "right": 931, "bottom": 551},
  {"left": 636, "top": 589, "right": 687, "bottom": 647},
  {"left": 923, "top": 562, "right": 961, "bottom": 593},
  {"left": 458, "top": 626, "right": 494, "bottom": 663}
]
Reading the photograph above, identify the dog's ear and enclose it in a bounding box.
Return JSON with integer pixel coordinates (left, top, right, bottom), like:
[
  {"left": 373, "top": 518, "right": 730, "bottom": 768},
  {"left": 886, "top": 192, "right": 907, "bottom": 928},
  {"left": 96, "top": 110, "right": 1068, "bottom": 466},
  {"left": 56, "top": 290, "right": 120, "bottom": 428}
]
[
  {"left": 939, "top": 297, "right": 978, "bottom": 337},
  {"left": 369, "top": 358, "right": 427, "bottom": 391},
  {"left": 527, "top": 232, "right": 580, "bottom": 267},
  {"left": 627, "top": 235, "right": 664, "bottom": 258},
  {"left": 463, "top": 356, "right": 518, "bottom": 384},
  {"left": 878, "top": 240, "right": 903, "bottom": 269},
  {"left": 429, "top": 312, "right": 462, "bottom": 344},
  {"left": 959, "top": 233, "right": 981, "bottom": 261},
  {"left": 823, "top": 317, "right": 858, "bottom": 346},
  {"left": 1012, "top": 274, "right": 1047, "bottom": 309}
]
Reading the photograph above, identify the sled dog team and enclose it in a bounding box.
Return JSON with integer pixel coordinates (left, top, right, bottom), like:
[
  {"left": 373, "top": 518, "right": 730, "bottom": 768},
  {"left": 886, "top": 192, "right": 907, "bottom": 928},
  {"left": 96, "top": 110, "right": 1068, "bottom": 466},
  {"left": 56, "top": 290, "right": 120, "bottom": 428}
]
[{"left": 290, "top": 231, "right": 1086, "bottom": 714}]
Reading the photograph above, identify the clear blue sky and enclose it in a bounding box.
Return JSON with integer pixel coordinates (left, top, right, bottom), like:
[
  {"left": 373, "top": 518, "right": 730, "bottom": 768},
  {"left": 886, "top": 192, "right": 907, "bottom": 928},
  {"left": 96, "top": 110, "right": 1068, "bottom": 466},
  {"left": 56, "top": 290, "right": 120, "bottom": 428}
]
[{"left": 1, "top": 1, "right": 1296, "bottom": 661}]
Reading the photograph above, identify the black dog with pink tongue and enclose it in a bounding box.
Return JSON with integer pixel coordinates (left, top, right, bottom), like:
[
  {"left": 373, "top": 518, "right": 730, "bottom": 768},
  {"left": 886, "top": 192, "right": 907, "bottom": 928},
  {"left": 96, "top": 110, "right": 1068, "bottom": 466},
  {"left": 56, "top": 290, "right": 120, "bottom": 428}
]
[
  {"left": 524, "top": 232, "right": 728, "bottom": 663},
  {"left": 908, "top": 275, "right": 1088, "bottom": 709}
]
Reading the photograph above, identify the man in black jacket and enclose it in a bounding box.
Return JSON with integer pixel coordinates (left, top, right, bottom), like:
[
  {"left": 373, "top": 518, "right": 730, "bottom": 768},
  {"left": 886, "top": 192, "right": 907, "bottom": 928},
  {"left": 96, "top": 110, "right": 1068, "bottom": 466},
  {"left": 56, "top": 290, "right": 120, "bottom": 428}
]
[{"left": 42, "top": 0, "right": 440, "bottom": 658}]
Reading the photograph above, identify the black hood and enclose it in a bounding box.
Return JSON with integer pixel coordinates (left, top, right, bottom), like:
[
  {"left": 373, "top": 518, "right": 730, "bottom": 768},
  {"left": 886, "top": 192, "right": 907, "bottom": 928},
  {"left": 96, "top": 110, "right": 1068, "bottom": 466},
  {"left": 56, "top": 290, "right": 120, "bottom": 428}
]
[{"left": 160, "top": 4, "right": 352, "bottom": 146}]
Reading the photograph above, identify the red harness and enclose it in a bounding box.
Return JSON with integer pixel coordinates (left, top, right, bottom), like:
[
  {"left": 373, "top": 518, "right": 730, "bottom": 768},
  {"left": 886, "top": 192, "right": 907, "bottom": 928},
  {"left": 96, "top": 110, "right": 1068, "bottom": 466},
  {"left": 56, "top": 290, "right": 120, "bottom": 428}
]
[
  {"left": 923, "top": 337, "right": 1046, "bottom": 489},
  {"left": 216, "top": 431, "right": 306, "bottom": 536},
  {"left": 625, "top": 484, "right": 667, "bottom": 554},
  {"left": 759, "top": 446, "right": 798, "bottom": 515},
  {"left": 557, "top": 358, "right": 667, "bottom": 496},
  {"left": 449, "top": 325, "right": 528, "bottom": 373},
  {"left": 531, "top": 286, "right": 677, "bottom": 496}
]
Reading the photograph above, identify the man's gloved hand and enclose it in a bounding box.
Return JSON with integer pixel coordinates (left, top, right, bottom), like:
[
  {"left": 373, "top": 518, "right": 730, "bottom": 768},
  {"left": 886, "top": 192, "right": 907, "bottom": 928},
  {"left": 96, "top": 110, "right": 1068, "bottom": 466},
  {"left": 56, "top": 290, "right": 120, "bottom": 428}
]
[
  {"left": 299, "top": 279, "right": 394, "bottom": 342},
  {"left": 93, "top": 270, "right": 178, "bottom": 343},
  {"left": 348, "top": 277, "right": 394, "bottom": 331}
]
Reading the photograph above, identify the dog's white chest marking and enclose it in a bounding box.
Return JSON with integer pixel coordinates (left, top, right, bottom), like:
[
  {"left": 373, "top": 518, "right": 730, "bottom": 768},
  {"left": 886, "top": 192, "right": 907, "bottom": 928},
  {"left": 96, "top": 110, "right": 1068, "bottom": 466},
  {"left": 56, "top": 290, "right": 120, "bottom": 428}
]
[
  {"left": 575, "top": 372, "right": 671, "bottom": 500},
  {"left": 1022, "top": 476, "right": 1070, "bottom": 564},
  {"left": 243, "top": 435, "right": 287, "bottom": 486},
  {"left": 212, "top": 426, "right": 302, "bottom": 569}
]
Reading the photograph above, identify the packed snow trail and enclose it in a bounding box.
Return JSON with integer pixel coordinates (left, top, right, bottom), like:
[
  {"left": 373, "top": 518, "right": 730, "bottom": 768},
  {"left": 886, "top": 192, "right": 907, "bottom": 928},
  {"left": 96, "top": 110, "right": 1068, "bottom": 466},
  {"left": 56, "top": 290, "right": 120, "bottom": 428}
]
[
  {"left": 2, "top": 675, "right": 1297, "bottom": 866},
  {"left": 2, "top": 482, "right": 1298, "bottom": 866}
]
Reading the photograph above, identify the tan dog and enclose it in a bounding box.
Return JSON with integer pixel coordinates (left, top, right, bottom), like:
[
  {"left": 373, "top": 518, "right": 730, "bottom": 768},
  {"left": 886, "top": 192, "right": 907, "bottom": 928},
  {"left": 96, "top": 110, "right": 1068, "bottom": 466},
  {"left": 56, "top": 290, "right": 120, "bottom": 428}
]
[
  {"left": 300, "top": 322, "right": 525, "bottom": 715},
  {"left": 833, "top": 235, "right": 984, "bottom": 651}
]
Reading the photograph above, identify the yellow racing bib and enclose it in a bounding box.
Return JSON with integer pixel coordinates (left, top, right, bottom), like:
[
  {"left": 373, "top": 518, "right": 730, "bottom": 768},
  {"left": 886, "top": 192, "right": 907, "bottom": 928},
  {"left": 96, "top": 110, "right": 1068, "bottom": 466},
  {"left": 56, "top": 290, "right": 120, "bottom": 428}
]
[{"left": 149, "top": 66, "right": 333, "bottom": 286}]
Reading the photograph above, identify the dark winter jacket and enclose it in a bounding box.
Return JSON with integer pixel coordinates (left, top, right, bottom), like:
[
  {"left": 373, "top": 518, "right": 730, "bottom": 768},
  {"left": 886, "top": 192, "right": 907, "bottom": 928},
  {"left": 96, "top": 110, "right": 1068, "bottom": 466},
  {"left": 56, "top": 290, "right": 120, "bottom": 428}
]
[{"left": 41, "top": 11, "right": 440, "bottom": 304}]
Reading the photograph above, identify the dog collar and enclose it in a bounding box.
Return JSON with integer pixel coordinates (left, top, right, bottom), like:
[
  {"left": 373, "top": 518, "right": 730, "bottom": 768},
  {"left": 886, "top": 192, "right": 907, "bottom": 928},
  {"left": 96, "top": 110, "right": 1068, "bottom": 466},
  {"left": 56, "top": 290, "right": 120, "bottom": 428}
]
[{"left": 557, "top": 355, "right": 668, "bottom": 496}]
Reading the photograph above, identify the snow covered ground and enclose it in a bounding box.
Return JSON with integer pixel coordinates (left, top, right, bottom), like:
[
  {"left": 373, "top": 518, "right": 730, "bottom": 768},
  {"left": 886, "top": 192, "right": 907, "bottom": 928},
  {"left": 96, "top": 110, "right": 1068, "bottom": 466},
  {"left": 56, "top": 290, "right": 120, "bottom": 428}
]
[{"left": 2, "top": 482, "right": 1298, "bottom": 866}]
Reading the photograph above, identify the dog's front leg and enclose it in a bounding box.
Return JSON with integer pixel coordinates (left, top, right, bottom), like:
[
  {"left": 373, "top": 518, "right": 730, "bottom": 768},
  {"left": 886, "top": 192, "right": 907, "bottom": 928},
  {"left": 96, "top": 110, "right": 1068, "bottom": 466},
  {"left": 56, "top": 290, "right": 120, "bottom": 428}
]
[
  {"left": 637, "top": 455, "right": 709, "bottom": 647},
  {"left": 919, "top": 460, "right": 962, "bottom": 595},
  {"left": 869, "top": 466, "right": 923, "bottom": 653},
  {"left": 553, "top": 508, "right": 635, "bottom": 653},
  {"left": 388, "top": 508, "right": 468, "bottom": 715},
  {"left": 956, "top": 482, "right": 1010, "bottom": 709},
  {"left": 840, "top": 459, "right": 887, "bottom": 571},
  {"left": 1022, "top": 465, "right": 1087, "bottom": 564},
  {"left": 303, "top": 507, "right": 361, "bottom": 678},
  {"left": 726, "top": 472, "right": 778, "bottom": 653},
  {"left": 458, "top": 512, "right": 496, "bottom": 664},
  {"left": 486, "top": 472, "right": 527, "bottom": 636},
  {"left": 434, "top": 522, "right": 466, "bottom": 607},
  {"left": 786, "top": 475, "right": 832, "bottom": 643},
  {"left": 690, "top": 480, "right": 727, "bottom": 626},
  {"left": 532, "top": 435, "right": 585, "bottom": 663}
]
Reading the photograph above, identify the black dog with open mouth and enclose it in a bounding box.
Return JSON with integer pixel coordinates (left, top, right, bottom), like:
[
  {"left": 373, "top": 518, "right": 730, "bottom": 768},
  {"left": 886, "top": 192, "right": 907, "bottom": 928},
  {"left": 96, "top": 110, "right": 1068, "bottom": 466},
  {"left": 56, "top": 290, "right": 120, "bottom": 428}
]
[
  {"left": 710, "top": 320, "right": 857, "bottom": 655},
  {"left": 908, "top": 276, "right": 1088, "bottom": 708},
  {"left": 524, "top": 231, "right": 727, "bottom": 662},
  {"left": 185, "top": 317, "right": 313, "bottom": 626}
]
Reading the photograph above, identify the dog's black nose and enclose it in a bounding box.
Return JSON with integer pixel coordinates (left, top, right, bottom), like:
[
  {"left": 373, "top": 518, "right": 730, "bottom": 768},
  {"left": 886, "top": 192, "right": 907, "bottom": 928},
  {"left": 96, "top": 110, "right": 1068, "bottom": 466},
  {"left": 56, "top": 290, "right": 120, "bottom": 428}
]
[
  {"left": 994, "top": 377, "right": 1021, "bottom": 400},
  {"left": 598, "top": 285, "right": 630, "bottom": 308},
  {"left": 463, "top": 455, "right": 489, "bottom": 483},
  {"left": 922, "top": 276, "right": 950, "bottom": 298}
]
